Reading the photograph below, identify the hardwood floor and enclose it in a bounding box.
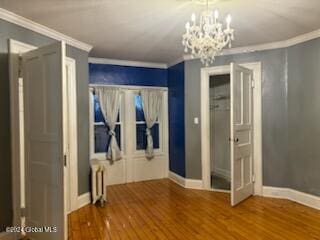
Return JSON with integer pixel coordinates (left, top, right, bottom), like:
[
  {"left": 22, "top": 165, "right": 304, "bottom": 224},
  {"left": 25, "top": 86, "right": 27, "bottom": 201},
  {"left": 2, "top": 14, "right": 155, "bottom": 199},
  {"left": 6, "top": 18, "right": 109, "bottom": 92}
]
[{"left": 68, "top": 179, "right": 320, "bottom": 240}]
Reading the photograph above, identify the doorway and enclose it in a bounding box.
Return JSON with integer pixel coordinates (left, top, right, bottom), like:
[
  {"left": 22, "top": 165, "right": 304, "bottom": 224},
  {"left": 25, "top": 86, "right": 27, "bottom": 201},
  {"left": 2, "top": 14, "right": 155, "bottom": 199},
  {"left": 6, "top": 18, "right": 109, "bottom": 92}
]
[
  {"left": 210, "top": 74, "right": 231, "bottom": 192},
  {"left": 201, "top": 62, "right": 263, "bottom": 206},
  {"left": 9, "top": 39, "right": 77, "bottom": 240}
]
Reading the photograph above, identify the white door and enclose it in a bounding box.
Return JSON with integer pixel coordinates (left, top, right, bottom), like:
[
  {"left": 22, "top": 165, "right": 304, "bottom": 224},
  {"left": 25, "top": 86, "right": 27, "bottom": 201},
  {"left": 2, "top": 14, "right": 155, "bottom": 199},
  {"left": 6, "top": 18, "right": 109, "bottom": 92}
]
[
  {"left": 230, "top": 63, "right": 254, "bottom": 206},
  {"left": 22, "top": 42, "right": 66, "bottom": 239}
]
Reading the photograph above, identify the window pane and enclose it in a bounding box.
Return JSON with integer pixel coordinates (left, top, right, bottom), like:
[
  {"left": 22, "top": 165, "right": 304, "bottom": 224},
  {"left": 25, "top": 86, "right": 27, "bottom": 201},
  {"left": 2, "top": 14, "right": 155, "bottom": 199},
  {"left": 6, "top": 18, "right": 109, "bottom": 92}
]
[
  {"left": 135, "top": 95, "right": 145, "bottom": 122},
  {"left": 94, "top": 94, "right": 120, "bottom": 123},
  {"left": 136, "top": 123, "right": 159, "bottom": 150},
  {"left": 94, "top": 124, "right": 121, "bottom": 153},
  {"left": 94, "top": 95, "right": 105, "bottom": 123}
]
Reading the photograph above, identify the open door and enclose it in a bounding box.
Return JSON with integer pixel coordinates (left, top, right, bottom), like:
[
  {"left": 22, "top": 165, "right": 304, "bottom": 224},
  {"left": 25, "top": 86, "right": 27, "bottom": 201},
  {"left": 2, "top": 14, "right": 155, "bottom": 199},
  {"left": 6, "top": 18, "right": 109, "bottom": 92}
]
[
  {"left": 230, "top": 63, "right": 254, "bottom": 206},
  {"left": 22, "top": 42, "right": 67, "bottom": 239}
]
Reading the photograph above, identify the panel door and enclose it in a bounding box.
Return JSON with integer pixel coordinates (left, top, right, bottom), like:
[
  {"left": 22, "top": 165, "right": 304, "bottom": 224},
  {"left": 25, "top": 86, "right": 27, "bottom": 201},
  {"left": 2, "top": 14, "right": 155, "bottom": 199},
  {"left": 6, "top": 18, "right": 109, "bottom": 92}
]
[
  {"left": 22, "top": 42, "right": 66, "bottom": 239},
  {"left": 230, "top": 63, "right": 254, "bottom": 206}
]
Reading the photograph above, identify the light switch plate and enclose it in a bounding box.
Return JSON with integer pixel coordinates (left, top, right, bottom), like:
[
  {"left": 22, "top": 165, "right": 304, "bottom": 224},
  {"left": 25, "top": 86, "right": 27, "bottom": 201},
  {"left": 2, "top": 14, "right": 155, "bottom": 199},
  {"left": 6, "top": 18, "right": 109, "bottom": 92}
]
[{"left": 194, "top": 117, "right": 199, "bottom": 124}]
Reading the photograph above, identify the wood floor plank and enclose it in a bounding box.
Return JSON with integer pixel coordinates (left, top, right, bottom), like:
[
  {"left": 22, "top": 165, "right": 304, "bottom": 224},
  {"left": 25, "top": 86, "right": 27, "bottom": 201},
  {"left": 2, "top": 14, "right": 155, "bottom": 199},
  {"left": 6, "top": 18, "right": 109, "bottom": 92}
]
[{"left": 68, "top": 179, "right": 320, "bottom": 240}]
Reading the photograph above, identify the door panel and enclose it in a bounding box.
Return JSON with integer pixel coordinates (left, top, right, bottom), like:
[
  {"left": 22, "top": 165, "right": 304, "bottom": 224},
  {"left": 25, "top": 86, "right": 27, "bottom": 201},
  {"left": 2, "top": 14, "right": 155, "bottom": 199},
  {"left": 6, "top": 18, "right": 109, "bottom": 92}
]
[
  {"left": 22, "top": 42, "right": 66, "bottom": 239},
  {"left": 231, "top": 63, "right": 254, "bottom": 206}
]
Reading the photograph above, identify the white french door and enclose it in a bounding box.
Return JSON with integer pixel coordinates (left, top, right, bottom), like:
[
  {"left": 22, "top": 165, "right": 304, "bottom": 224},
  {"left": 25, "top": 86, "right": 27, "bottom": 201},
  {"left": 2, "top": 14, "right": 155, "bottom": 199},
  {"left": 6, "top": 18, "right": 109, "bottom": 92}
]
[
  {"left": 230, "top": 63, "right": 254, "bottom": 206},
  {"left": 22, "top": 42, "right": 66, "bottom": 240},
  {"left": 129, "top": 90, "right": 168, "bottom": 183},
  {"left": 90, "top": 87, "right": 169, "bottom": 185}
]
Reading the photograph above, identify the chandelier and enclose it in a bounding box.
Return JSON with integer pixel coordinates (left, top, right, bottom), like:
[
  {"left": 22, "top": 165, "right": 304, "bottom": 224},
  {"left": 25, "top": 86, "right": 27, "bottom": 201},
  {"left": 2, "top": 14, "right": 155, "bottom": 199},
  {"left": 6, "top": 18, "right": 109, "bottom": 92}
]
[{"left": 182, "top": 0, "right": 234, "bottom": 66}]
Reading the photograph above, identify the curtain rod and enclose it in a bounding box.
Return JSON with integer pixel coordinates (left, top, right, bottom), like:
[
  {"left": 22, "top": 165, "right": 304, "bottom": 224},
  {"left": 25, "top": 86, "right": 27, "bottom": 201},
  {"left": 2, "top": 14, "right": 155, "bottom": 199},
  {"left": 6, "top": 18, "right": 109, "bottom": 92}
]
[{"left": 88, "top": 84, "right": 168, "bottom": 91}]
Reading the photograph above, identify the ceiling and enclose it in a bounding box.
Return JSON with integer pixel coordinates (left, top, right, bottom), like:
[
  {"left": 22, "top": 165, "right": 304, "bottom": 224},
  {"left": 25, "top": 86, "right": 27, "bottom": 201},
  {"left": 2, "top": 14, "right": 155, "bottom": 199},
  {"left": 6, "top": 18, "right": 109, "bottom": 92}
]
[{"left": 1, "top": 0, "right": 320, "bottom": 64}]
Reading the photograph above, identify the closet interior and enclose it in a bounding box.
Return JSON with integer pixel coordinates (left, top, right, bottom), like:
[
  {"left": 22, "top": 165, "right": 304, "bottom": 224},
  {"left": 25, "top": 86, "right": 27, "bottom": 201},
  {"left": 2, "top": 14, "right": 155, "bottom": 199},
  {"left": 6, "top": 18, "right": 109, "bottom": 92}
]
[{"left": 210, "top": 74, "right": 231, "bottom": 191}]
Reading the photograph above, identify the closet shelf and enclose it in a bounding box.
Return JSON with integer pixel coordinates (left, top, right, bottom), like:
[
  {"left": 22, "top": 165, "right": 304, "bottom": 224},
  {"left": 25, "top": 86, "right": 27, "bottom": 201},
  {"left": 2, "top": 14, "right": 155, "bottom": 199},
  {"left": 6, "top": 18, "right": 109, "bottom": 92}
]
[
  {"left": 213, "top": 95, "right": 230, "bottom": 100},
  {"left": 210, "top": 105, "right": 230, "bottom": 111}
]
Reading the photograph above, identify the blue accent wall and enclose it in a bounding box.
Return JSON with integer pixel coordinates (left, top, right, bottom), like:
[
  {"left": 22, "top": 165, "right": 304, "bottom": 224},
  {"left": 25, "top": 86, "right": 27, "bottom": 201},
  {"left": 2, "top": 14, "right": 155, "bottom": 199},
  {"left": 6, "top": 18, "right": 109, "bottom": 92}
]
[
  {"left": 89, "top": 62, "right": 186, "bottom": 178},
  {"left": 89, "top": 63, "right": 168, "bottom": 87},
  {"left": 168, "top": 62, "right": 186, "bottom": 177}
]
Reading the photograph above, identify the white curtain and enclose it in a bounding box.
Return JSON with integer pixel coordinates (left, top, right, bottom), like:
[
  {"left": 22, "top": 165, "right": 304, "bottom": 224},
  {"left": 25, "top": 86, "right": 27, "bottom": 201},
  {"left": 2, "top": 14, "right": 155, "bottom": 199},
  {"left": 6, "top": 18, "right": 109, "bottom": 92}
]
[
  {"left": 141, "top": 89, "right": 162, "bottom": 159},
  {"left": 95, "top": 87, "right": 122, "bottom": 162}
]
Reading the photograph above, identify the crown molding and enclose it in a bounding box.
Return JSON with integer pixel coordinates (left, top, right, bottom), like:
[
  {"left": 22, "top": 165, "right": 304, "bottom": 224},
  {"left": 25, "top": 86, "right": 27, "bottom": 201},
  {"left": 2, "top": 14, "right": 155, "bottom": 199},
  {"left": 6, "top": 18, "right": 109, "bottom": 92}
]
[
  {"left": 94, "top": 25, "right": 320, "bottom": 69},
  {"left": 0, "top": 7, "right": 92, "bottom": 52},
  {"left": 222, "top": 29, "right": 320, "bottom": 56},
  {"left": 2, "top": 5, "right": 318, "bottom": 64},
  {"left": 174, "top": 28, "right": 320, "bottom": 65},
  {"left": 89, "top": 57, "right": 167, "bottom": 69},
  {"left": 283, "top": 28, "right": 320, "bottom": 48},
  {"left": 167, "top": 56, "right": 190, "bottom": 68}
]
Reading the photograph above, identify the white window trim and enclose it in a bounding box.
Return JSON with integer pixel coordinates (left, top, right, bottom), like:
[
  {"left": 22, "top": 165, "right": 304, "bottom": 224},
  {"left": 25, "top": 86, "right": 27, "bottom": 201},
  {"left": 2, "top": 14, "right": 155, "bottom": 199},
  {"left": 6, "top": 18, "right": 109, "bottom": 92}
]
[{"left": 89, "top": 86, "right": 168, "bottom": 160}]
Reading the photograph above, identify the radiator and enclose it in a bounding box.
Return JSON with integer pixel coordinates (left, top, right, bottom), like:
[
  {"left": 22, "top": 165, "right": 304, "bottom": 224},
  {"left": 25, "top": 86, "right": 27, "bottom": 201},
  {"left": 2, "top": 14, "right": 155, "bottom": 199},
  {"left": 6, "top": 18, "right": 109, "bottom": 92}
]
[{"left": 91, "top": 160, "right": 107, "bottom": 204}]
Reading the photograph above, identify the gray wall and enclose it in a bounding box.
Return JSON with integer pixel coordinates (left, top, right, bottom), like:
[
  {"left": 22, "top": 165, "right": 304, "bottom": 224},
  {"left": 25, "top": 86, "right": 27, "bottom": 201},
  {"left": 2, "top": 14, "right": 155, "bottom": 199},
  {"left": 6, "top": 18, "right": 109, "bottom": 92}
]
[
  {"left": 0, "top": 19, "right": 90, "bottom": 231},
  {"left": 287, "top": 39, "right": 320, "bottom": 196},
  {"left": 185, "top": 48, "right": 289, "bottom": 187},
  {"left": 185, "top": 38, "right": 320, "bottom": 196}
]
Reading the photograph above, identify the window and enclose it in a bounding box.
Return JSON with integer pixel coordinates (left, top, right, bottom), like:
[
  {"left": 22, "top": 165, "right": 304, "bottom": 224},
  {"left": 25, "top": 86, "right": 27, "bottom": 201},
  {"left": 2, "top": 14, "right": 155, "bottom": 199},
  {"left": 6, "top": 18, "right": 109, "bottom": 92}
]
[
  {"left": 93, "top": 94, "right": 121, "bottom": 153},
  {"left": 90, "top": 87, "right": 167, "bottom": 158},
  {"left": 135, "top": 94, "right": 160, "bottom": 150}
]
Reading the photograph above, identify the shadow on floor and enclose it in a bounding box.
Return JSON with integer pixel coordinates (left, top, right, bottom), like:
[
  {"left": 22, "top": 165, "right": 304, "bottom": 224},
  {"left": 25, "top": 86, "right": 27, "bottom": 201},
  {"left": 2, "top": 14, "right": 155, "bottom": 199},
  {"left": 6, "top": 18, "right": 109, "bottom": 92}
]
[{"left": 211, "top": 174, "right": 230, "bottom": 191}]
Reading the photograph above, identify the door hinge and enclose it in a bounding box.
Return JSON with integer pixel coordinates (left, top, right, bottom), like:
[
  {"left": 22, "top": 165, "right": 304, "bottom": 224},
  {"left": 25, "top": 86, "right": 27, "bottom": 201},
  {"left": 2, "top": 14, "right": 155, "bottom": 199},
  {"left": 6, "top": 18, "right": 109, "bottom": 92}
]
[
  {"left": 18, "top": 56, "right": 23, "bottom": 78},
  {"left": 251, "top": 79, "right": 255, "bottom": 88},
  {"left": 64, "top": 154, "right": 67, "bottom": 167},
  {"left": 21, "top": 207, "right": 26, "bottom": 217},
  {"left": 252, "top": 174, "right": 256, "bottom": 183}
]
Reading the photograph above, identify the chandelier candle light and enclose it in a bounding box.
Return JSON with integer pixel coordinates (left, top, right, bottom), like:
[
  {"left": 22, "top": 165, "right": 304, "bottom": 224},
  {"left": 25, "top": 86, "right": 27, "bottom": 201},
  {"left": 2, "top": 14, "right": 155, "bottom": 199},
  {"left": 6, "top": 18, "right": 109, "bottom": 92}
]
[{"left": 182, "top": 0, "right": 234, "bottom": 66}]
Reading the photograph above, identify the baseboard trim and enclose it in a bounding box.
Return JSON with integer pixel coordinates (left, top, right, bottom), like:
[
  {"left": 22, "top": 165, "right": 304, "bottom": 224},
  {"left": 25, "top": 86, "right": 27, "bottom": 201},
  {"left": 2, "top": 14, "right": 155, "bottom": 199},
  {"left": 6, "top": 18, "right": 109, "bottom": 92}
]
[
  {"left": 168, "top": 171, "right": 185, "bottom": 187},
  {"left": 169, "top": 171, "right": 203, "bottom": 190},
  {"left": 263, "top": 186, "right": 320, "bottom": 210},
  {"left": 168, "top": 177, "right": 320, "bottom": 210},
  {"left": 213, "top": 167, "right": 231, "bottom": 181},
  {"left": 0, "top": 232, "right": 15, "bottom": 240},
  {"left": 263, "top": 186, "right": 290, "bottom": 199},
  {"left": 77, "top": 192, "right": 91, "bottom": 209},
  {"left": 185, "top": 179, "right": 203, "bottom": 190}
]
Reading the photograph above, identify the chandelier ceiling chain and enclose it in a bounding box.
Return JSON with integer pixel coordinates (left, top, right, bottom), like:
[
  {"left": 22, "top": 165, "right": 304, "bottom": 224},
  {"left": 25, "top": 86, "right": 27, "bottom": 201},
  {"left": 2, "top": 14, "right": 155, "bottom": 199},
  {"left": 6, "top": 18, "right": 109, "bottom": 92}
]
[{"left": 182, "top": 0, "right": 235, "bottom": 66}]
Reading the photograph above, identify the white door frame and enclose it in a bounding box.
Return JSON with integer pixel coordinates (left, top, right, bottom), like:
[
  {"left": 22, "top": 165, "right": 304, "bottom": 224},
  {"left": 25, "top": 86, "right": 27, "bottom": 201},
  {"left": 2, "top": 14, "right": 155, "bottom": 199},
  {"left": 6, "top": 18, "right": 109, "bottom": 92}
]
[
  {"left": 9, "top": 39, "right": 79, "bottom": 233},
  {"left": 64, "top": 57, "right": 79, "bottom": 212},
  {"left": 9, "top": 40, "right": 36, "bottom": 238},
  {"left": 200, "top": 62, "right": 262, "bottom": 196}
]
